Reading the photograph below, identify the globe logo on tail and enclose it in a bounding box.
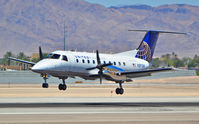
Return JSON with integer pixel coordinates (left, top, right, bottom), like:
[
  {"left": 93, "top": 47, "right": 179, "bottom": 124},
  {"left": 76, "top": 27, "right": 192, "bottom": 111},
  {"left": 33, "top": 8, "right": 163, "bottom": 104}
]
[{"left": 136, "top": 41, "right": 151, "bottom": 62}]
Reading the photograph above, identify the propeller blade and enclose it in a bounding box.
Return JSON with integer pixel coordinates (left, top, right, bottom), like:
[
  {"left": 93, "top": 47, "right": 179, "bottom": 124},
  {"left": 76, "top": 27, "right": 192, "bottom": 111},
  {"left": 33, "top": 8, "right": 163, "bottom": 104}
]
[
  {"left": 100, "top": 74, "right": 102, "bottom": 84},
  {"left": 87, "top": 50, "right": 107, "bottom": 84},
  {"left": 98, "top": 70, "right": 103, "bottom": 84},
  {"left": 86, "top": 67, "right": 97, "bottom": 70},
  {"left": 39, "top": 46, "right": 43, "bottom": 60},
  {"left": 96, "top": 50, "right": 101, "bottom": 65},
  {"left": 86, "top": 63, "right": 112, "bottom": 70}
]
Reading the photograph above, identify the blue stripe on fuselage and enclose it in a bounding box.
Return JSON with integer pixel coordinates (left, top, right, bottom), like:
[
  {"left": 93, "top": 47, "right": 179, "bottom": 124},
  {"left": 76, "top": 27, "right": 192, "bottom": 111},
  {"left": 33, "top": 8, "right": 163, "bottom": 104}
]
[{"left": 106, "top": 65, "right": 124, "bottom": 72}]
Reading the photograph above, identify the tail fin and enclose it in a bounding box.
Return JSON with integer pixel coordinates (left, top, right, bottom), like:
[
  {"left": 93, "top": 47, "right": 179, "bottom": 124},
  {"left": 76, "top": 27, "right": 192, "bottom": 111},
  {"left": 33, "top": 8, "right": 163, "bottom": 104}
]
[{"left": 129, "top": 30, "right": 186, "bottom": 63}]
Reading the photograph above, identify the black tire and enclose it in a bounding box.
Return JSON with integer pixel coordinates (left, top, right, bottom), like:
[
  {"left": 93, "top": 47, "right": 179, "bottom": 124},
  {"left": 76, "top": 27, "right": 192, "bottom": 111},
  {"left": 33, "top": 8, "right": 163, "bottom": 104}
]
[
  {"left": 42, "top": 83, "right": 48, "bottom": 88},
  {"left": 62, "top": 84, "right": 67, "bottom": 90},
  {"left": 115, "top": 88, "right": 120, "bottom": 94},
  {"left": 42, "top": 83, "right": 45, "bottom": 88},
  {"left": 58, "top": 84, "right": 63, "bottom": 90},
  {"left": 119, "top": 88, "right": 124, "bottom": 95},
  {"left": 45, "top": 83, "right": 49, "bottom": 88}
]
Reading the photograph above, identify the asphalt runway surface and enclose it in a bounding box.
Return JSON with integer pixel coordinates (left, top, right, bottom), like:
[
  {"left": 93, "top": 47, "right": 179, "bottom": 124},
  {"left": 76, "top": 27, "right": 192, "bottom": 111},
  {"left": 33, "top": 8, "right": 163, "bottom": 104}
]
[
  {"left": 0, "top": 97, "right": 199, "bottom": 124},
  {"left": 0, "top": 101, "right": 199, "bottom": 108}
]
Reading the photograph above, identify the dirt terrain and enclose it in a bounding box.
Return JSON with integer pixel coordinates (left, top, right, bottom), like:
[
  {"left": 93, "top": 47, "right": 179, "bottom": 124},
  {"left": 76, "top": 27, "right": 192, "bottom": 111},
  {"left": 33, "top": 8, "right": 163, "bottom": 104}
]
[{"left": 0, "top": 76, "right": 198, "bottom": 97}]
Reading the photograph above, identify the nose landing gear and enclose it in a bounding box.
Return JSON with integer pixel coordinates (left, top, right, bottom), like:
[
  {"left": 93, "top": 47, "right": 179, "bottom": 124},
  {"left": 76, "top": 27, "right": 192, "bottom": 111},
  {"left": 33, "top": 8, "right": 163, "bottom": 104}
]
[{"left": 42, "top": 74, "right": 49, "bottom": 88}]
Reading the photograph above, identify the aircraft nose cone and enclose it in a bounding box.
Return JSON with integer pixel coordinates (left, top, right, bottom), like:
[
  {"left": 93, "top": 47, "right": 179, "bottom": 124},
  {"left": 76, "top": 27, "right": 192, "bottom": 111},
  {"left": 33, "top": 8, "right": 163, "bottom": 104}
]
[
  {"left": 31, "top": 60, "right": 49, "bottom": 73},
  {"left": 31, "top": 64, "right": 44, "bottom": 73}
]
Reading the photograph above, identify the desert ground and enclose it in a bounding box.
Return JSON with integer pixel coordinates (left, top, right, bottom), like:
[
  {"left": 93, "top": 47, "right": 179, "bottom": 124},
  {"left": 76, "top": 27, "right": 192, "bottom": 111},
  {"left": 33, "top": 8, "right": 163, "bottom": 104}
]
[{"left": 0, "top": 76, "right": 198, "bottom": 97}]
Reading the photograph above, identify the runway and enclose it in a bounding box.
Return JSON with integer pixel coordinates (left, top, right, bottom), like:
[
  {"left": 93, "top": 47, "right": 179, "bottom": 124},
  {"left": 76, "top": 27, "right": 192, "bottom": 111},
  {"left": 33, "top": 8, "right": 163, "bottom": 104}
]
[
  {"left": 0, "top": 75, "right": 199, "bottom": 123},
  {"left": 0, "top": 97, "right": 199, "bottom": 124},
  {"left": 1, "top": 113, "right": 199, "bottom": 124}
]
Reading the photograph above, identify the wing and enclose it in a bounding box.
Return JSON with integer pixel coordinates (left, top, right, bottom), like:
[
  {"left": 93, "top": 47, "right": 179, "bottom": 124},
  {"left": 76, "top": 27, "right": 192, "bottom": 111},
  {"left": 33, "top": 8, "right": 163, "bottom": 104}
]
[
  {"left": 89, "top": 67, "right": 173, "bottom": 82},
  {"left": 119, "top": 68, "right": 173, "bottom": 78},
  {"left": 8, "top": 57, "right": 36, "bottom": 66}
]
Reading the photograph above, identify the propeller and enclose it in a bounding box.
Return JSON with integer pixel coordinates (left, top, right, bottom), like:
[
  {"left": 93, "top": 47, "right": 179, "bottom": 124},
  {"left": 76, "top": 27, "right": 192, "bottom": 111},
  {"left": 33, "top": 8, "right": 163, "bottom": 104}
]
[
  {"left": 39, "top": 46, "right": 48, "bottom": 78},
  {"left": 96, "top": 50, "right": 103, "bottom": 84},
  {"left": 87, "top": 50, "right": 112, "bottom": 84},
  {"left": 39, "top": 46, "right": 43, "bottom": 60}
]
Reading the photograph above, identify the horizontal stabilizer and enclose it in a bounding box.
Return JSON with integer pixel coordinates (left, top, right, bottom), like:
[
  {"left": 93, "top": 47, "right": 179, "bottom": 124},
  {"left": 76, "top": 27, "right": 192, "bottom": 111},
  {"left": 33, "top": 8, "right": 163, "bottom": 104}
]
[{"left": 128, "top": 30, "right": 186, "bottom": 35}]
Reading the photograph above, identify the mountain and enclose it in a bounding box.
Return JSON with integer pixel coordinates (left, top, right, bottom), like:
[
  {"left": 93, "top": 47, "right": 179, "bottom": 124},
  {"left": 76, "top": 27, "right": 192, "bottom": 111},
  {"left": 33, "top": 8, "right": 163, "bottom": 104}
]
[{"left": 0, "top": 0, "right": 198, "bottom": 57}]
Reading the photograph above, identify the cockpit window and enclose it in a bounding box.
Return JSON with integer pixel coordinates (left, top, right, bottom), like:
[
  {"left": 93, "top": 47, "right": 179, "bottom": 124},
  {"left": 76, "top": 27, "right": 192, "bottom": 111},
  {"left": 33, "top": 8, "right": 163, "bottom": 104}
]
[
  {"left": 46, "top": 53, "right": 60, "bottom": 59},
  {"left": 62, "top": 55, "right": 68, "bottom": 61}
]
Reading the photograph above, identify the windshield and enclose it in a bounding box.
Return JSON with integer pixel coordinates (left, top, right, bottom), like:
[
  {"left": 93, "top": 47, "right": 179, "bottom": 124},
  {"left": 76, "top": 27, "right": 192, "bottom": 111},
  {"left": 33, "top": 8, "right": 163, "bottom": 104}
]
[{"left": 46, "top": 53, "right": 61, "bottom": 59}]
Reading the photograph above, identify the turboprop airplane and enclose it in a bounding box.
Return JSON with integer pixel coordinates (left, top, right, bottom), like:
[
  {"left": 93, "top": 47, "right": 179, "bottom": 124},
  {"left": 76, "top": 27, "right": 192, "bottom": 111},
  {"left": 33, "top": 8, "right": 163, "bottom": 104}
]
[{"left": 8, "top": 30, "right": 186, "bottom": 95}]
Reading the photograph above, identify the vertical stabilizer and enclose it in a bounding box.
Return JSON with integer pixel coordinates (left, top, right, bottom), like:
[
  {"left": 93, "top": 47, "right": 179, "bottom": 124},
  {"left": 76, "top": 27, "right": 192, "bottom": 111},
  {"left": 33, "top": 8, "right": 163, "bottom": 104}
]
[{"left": 129, "top": 30, "right": 186, "bottom": 63}]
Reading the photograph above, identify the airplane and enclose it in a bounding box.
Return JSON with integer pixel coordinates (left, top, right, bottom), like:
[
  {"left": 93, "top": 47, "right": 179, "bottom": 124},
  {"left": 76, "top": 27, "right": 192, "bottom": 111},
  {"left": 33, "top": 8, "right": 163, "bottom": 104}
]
[{"left": 8, "top": 30, "right": 186, "bottom": 95}]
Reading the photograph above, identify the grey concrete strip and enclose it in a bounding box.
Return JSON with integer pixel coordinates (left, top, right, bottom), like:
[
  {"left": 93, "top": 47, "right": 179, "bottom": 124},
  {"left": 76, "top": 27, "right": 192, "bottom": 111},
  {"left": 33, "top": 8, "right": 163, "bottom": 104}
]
[
  {"left": 1, "top": 97, "right": 199, "bottom": 103},
  {"left": 0, "top": 113, "right": 199, "bottom": 124}
]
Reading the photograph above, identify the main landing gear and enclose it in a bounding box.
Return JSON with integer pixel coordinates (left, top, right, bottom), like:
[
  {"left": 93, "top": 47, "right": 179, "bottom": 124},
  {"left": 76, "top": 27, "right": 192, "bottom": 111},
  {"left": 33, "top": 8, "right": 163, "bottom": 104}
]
[
  {"left": 115, "top": 82, "right": 124, "bottom": 95},
  {"left": 42, "top": 74, "right": 49, "bottom": 88},
  {"left": 58, "top": 78, "right": 67, "bottom": 91}
]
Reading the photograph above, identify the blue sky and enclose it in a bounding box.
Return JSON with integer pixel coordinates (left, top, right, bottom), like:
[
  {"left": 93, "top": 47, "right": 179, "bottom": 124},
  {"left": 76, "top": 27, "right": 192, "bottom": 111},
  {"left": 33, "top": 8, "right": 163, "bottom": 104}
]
[{"left": 84, "top": 0, "right": 199, "bottom": 7}]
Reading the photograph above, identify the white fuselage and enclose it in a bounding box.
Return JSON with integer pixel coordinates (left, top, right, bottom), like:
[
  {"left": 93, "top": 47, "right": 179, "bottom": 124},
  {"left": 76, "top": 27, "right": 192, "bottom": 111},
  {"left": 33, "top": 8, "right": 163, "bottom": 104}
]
[{"left": 31, "top": 50, "right": 150, "bottom": 80}]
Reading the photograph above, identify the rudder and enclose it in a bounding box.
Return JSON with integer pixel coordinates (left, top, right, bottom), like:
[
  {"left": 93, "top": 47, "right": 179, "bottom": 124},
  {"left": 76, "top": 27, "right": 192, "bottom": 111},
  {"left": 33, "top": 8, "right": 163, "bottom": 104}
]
[
  {"left": 136, "top": 31, "right": 159, "bottom": 62},
  {"left": 129, "top": 30, "right": 186, "bottom": 63}
]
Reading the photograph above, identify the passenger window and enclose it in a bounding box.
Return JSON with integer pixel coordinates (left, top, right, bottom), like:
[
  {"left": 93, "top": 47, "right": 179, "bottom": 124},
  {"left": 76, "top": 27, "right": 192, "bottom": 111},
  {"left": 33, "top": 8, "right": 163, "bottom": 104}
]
[
  {"left": 62, "top": 55, "right": 68, "bottom": 61},
  {"left": 76, "top": 59, "right": 79, "bottom": 63},
  {"left": 87, "top": 60, "right": 90, "bottom": 64},
  {"left": 123, "top": 62, "right": 126, "bottom": 66},
  {"left": 93, "top": 60, "right": 95, "bottom": 64},
  {"left": 82, "top": 59, "right": 85, "bottom": 63},
  {"left": 113, "top": 62, "right": 116, "bottom": 65},
  {"left": 118, "top": 62, "right": 121, "bottom": 66}
]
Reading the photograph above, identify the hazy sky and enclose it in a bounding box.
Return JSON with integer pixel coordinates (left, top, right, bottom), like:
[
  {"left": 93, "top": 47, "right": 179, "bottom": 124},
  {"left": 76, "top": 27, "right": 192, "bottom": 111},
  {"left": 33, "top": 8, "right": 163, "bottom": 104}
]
[{"left": 84, "top": 0, "right": 199, "bottom": 7}]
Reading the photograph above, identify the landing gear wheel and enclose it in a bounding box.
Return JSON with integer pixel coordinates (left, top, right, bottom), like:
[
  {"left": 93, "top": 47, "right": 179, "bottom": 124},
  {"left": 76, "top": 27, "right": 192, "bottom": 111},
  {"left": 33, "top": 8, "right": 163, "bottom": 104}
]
[
  {"left": 115, "top": 88, "right": 124, "bottom": 95},
  {"left": 58, "top": 84, "right": 67, "bottom": 91},
  {"left": 116, "top": 88, "right": 120, "bottom": 94},
  {"left": 42, "top": 83, "right": 48, "bottom": 88},
  {"left": 62, "top": 84, "right": 67, "bottom": 90},
  {"left": 115, "top": 82, "right": 124, "bottom": 95},
  {"left": 119, "top": 88, "right": 124, "bottom": 94},
  {"left": 58, "top": 84, "right": 63, "bottom": 90},
  {"left": 58, "top": 78, "right": 68, "bottom": 91}
]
